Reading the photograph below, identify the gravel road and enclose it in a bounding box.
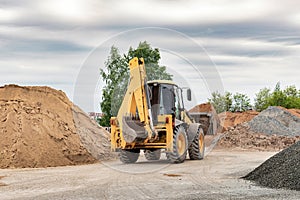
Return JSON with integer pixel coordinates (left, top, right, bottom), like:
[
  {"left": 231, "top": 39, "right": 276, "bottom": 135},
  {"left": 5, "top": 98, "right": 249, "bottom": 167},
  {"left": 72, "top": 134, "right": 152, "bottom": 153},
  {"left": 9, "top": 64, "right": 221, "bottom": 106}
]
[{"left": 0, "top": 151, "right": 299, "bottom": 200}]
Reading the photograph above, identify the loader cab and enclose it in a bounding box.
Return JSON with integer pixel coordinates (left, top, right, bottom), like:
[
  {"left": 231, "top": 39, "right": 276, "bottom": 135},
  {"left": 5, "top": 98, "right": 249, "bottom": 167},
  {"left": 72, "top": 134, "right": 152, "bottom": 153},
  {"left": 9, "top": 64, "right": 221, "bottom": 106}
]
[{"left": 148, "top": 80, "right": 185, "bottom": 125}]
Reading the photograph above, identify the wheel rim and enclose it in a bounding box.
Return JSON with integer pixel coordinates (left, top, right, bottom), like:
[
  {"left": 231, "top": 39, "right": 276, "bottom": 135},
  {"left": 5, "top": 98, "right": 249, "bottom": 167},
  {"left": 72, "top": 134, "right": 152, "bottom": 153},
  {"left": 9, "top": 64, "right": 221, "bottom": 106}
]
[
  {"left": 177, "top": 132, "right": 186, "bottom": 156},
  {"left": 199, "top": 132, "right": 204, "bottom": 154}
]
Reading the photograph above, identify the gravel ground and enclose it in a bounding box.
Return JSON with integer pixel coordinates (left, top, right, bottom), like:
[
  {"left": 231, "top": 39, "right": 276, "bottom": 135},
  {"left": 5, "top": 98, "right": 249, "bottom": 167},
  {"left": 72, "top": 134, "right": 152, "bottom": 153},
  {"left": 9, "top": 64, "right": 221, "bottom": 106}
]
[
  {"left": 244, "top": 141, "right": 300, "bottom": 191},
  {"left": 0, "top": 151, "right": 299, "bottom": 200}
]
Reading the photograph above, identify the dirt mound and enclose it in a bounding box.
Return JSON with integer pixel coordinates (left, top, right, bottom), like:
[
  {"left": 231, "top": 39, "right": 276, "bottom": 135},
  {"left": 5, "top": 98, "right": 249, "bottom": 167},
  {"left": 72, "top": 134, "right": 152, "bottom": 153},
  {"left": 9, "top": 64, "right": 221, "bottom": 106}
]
[
  {"left": 243, "top": 141, "right": 300, "bottom": 191},
  {"left": 248, "top": 106, "right": 300, "bottom": 136},
  {"left": 0, "top": 85, "right": 113, "bottom": 168},
  {"left": 217, "top": 123, "right": 300, "bottom": 151},
  {"left": 189, "top": 102, "right": 214, "bottom": 113},
  {"left": 288, "top": 108, "right": 300, "bottom": 118},
  {"left": 218, "top": 111, "right": 258, "bottom": 131}
]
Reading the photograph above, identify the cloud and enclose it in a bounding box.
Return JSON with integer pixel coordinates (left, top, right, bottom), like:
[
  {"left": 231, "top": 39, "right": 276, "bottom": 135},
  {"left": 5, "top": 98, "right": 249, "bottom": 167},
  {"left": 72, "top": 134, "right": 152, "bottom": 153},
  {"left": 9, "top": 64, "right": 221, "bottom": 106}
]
[{"left": 0, "top": 0, "right": 299, "bottom": 112}]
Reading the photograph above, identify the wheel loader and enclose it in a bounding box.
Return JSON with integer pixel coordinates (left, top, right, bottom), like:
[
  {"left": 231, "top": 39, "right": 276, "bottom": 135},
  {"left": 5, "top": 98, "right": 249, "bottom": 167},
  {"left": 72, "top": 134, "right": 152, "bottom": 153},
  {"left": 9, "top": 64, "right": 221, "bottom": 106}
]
[{"left": 110, "top": 57, "right": 205, "bottom": 163}]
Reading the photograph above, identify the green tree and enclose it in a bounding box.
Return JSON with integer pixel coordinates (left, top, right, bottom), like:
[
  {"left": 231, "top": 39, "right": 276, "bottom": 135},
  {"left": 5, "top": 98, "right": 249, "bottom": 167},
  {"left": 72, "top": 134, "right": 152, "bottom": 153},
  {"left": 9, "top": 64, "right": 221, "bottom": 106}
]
[
  {"left": 100, "top": 42, "right": 173, "bottom": 126},
  {"left": 254, "top": 83, "right": 300, "bottom": 111},
  {"left": 254, "top": 87, "right": 271, "bottom": 111},
  {"left": 208, "top": 91, "right": 232, "bottom": 113},
  {"left": 224, "top": 92, "right": 233, "bottom": 111},
  {"left": 283, "top": 85, "right": 300, "bottom": 109},
  {"left": 231, "top": 93, "right": 252, "bottom": 112},
  {"left": 208, "top": 91, "right": 252, "bottom": 113},
  {"left": 127, "top": 41, "right": 172, "bottom": 81},
  {"left": 284, "top": 85, "right": 298, "bottom": 97},
  {"left": 99, "top": 46, "right": 128, "bottom": 126},
  {"left": 268, "top": 82, "right": 287, "bottom": 107}
]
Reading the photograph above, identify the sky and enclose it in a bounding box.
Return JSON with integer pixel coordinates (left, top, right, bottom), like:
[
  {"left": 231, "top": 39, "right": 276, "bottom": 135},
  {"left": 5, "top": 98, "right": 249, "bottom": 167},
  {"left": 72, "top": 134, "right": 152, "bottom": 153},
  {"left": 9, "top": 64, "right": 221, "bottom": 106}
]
[{"left": 0, "top": 0, "right": 300, "bottom": 112}]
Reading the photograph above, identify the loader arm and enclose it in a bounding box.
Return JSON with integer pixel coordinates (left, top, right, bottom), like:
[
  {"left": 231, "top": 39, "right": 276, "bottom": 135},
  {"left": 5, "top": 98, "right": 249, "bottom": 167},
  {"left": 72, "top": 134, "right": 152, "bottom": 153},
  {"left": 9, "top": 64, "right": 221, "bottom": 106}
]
[{"left": 115, "top": 57, "right": 155, "bottom": 146}]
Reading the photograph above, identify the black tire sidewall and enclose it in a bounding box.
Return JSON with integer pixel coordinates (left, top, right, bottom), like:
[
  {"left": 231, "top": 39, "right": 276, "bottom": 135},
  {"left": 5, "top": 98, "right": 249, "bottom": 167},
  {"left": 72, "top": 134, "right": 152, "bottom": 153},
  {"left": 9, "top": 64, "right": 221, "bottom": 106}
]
[
  {"left": 168, "top": 125, "right": 188, "bottom": 163},
  {"left": 119, "top": 149, "right": 140, "bottom": 163}
]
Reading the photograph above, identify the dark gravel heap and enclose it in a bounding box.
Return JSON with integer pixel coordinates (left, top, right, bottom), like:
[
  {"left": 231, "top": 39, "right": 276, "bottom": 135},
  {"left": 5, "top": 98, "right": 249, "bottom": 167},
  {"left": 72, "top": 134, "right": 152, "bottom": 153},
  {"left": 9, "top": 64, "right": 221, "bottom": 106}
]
[
  {"left": 248, "top": 106, "right": 300, "bottom": 136},
  {"left": 243, "top": 141, "right": 300, "bottom": 191}
]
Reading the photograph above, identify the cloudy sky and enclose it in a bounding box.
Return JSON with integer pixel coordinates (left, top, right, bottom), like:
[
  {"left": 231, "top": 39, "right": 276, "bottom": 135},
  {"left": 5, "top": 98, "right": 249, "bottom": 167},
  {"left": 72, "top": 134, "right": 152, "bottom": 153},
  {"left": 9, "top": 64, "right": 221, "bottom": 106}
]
[{"left": 1, "top": 0, "right": 299, "bottom": 112}]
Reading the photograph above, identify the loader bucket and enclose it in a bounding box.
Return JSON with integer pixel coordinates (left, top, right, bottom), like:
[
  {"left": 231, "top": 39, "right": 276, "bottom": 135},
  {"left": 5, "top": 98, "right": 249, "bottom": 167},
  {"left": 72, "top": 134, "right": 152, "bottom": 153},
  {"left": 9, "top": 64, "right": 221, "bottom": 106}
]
[{"left": 122, "top": 116, "right": 147, "bottom": 143}]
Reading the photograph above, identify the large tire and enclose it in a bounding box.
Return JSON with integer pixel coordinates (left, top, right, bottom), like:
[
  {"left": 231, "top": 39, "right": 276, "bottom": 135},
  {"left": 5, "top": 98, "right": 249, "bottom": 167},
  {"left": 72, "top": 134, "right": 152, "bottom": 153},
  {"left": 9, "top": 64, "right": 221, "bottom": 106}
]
[
  {"left": 188, "top": 127, "right": 205, "bottom": 160},
  {"left": 167, "top": 125, "right": 188, "bottom": 163},
  {"left": 119, "top": 149, "right": 140, "bottom": 164},
  {"left": 144, "top": 149, "right": 161, "bottom": 161}
]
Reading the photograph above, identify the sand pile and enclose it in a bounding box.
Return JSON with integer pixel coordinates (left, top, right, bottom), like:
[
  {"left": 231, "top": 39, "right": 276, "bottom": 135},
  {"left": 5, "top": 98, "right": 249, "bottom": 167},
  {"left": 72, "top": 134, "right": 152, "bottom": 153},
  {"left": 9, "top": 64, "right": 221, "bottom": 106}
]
[
  {"left": 0, "top": 85, "right": 113, "bottom": 168},
  {"left": 217, "top": 123, "right": 300, "bottom": 151},
  {"left": 243, "top": 141, "right": 300, "bottom": 191},
  {"left": 248, "top": 106, "right": 300, "bottom": 136},
  {"left": 219, "top": 111, "right": 258, "bottom": 131}
]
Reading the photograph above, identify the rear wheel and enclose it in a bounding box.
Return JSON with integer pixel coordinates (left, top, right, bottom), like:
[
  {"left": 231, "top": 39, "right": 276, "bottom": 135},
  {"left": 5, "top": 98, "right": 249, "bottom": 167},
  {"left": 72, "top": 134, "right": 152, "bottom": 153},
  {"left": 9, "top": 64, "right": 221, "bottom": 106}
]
[
  {"left": 144, "top": 149, "right": 161, "bottom": 160},
  {"left": 119, "top": 149, "right": 140, "bottom": 164},
  {"left": 167, "top": 125, "right": 188, "bottom": 163},
  {"left": 188, "top": 128, "right": 205, "bottom": 160}
]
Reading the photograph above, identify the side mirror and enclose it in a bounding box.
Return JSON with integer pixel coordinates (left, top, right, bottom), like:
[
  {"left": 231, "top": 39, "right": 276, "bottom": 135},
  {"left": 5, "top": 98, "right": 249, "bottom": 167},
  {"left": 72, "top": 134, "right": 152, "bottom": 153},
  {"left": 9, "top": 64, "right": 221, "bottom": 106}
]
[{"left": 187, "top": 88, "right": 192, "bottom": 101}]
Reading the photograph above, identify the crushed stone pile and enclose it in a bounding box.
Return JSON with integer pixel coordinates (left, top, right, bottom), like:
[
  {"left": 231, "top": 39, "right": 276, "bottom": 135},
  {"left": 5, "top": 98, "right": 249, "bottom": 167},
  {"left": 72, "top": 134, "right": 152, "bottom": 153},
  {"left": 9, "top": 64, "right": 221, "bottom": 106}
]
[
  {"left": 248, "top": 106, "right": 300, "bottom": 136},
  {"left": 218, "top": 111, "right": 258, "bottom": 131},
  {"left": 217, "top": 123, "right": 300, "bottom": 151},
  {"left": 0, "top": 85, "right": 114, "bottom": 169},
  {"left": 243, "top": 141, "right": 300, "bottom": 191}
]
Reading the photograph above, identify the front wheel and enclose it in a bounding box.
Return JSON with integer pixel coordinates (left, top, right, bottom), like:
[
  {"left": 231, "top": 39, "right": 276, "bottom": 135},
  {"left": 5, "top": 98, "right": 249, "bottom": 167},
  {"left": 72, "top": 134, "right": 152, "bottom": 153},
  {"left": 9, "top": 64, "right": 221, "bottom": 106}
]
[
  {"left": 167, "top": 125, "right": 188, "bottom": 163},
  {"left": 188, "top": 127, "right": 205, "bottom": 160},
  {"left": 119, "top": 149, "right": 140, "bottom": 164}
]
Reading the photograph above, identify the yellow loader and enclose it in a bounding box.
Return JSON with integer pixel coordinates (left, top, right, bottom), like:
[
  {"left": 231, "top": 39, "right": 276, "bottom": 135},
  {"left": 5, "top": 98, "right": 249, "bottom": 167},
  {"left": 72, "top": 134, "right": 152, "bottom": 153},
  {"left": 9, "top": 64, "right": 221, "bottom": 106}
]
[{"left": 110, "top": 57, "right": 205, "bottom": 163}]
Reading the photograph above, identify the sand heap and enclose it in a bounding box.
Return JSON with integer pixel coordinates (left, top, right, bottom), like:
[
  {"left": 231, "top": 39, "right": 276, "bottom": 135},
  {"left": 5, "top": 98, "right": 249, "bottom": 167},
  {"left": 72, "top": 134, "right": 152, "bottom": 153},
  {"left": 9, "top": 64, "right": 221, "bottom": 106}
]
[
  {"left": 218, "top": 110, "right": 259, "bottom": 131},
  {"left": 0, "top": 85, "right": 113, "bottom": 168},
  {"left": 248, "top": 106, "right": 300, "bottom": 136},
  {"left": 244, "top": 141, "right": 300, "bottom": 191}
]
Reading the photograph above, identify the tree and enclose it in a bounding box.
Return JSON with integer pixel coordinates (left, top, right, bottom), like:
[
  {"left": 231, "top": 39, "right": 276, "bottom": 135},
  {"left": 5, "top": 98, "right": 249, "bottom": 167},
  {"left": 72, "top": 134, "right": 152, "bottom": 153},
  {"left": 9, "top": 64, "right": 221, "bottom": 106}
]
[
  {"left": 284, "top": 85, "right": 298, "bottom": 97},
  {"left": 99, "top": 42, "right": 173, "bottom": 126},
  {"left": 283, "top": 85, "right": 300, "bottom": 109},
  {"left": 254, "top": 82, "right": 300, "bottom": 111},
  {"left": 254, "top": 87, "right": 271, "bottom": 111},
  {"left": 224, "top": 92, "right": 233, "bottom": 111},
  {"left": 231, "top": 93, "right": 251, "bottom": 112},
  {"left": 208, "top": 91, "right": 232, "bottom": 113},
  {"left": 268, "top": 82, "right": 287, "bottom": 107},
  {"left": 127, "top": 41, "right": 172, "bottom": 81},
  {"left": 99, "top": 46, "right": 128, "bottom": 126},
  {"left": 208, "top": 91, "right": 252, "bottom": 113}
]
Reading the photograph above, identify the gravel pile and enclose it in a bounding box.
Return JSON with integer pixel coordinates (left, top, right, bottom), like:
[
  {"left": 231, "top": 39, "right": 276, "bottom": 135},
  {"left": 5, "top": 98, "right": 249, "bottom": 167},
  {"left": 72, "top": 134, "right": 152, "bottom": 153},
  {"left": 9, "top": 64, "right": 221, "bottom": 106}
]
[
  {"left": 217, "top": 123, "right": 300, "bottom": 151},
  {"left": 248, "top": 106, "right": 300, "bottom": 136},
  {"left": 243, "top": 141, "right": 300, "bottom": 191}
]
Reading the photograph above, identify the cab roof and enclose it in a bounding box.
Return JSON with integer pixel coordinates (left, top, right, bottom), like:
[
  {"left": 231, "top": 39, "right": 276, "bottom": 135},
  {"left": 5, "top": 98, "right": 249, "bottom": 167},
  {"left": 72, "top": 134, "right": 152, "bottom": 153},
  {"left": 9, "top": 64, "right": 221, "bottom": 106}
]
[{"left": 147, "top": 80, "right": 177, "bottom": 86}]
